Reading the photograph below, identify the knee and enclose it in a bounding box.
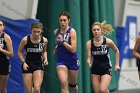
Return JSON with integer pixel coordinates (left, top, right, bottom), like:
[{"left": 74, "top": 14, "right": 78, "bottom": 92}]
[
  {"left": 100, "top": 89, "right": 107, "bottom": 93},
  {"left": 69, "top": 83, "right": 77, "bottom": 89},
  {"left": 34, "top": 87, "right": 40, "bottom": 93},
  {"left": 60, "top": 80, "right": 68, "bottom": 88},
  {"left": 34, "top": 88, "right": 40, "bottom": 93}
]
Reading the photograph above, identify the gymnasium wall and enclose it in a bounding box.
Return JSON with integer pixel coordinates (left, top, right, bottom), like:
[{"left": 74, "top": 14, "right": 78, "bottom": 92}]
[
  {"left": 0, "top": 0, "right": 38, "bottom": 20},
  {"left": 114, "top": 0, "right": 140, "bottom": 90}
]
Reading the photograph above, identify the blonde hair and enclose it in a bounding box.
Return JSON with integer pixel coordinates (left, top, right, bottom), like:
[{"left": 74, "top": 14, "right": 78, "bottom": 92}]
[{"left": 91, "top": 21, "right": 114, "bottom": 35}]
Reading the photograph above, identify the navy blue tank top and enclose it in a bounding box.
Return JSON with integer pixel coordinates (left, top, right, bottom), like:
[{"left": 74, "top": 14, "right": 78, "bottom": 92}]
[
  {"left": 24, "top": 35, "right": 44, "bottom": 63},
  {"left": 56, "top": 27, "right": 78, "bottom": 60},
  {"left": 91, "top": 37, "right": 112, "bottom": 67},
  {"left": 0, "top": 32, "right": 9, "bottom": 62}
]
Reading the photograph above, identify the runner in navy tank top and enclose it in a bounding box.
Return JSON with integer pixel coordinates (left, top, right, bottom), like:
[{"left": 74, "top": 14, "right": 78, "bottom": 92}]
[
  {"left": 21, "top": 35, "right": 45, "bottom": 73},
  {"left": 86, "top": 21, "right": 120, "bottom": 93},
  {"left": 90, "top": 37, "right": 112, "bottom": 76},
  {"left": 18, "top": 22, "right": 48, "bottom": 93},
  {"left": 0, "top": 19, "right": 13, "bottom": 93},
  {"left": 54, "top": 11, "right": 79, "bottom": 93}
]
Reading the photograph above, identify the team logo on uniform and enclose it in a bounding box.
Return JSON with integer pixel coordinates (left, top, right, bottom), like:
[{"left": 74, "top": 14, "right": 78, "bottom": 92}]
[
  {"left": 101, "top": 45, "right": 107, "bottom": 51},
  {"left": 77, "top": 59, "right": 80, "bottom": 66},
  {"left": 39, "top": 43, "right": 44, "bottom": 52},
  {"left": 101, "top": 45, "right": 107, "bottom": 54},
  {"left": 0, "top": 38, "right": 4, "bottom": 48},
  {"left": 34, "top": 45, "right": 38, "bottom": 47},
  {"left": 63, "top": 33, "right": 70, "bottom": 42}
]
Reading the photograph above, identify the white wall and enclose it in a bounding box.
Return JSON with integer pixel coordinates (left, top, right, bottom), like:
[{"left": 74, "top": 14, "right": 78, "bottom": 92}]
[
  {"left": 0, "top": 0, "right": 38, "bottom": 20},
  {"left": 114, "top": 0, "right": 140, "bottom": 32},
  {"left": 114, "top": 0, "right": 140, "bottom": 90},
  {"left": 123, "top": 0, "right": 140, "bottom": 32},
  {"left": 114, "top": 0, "right": 125, "bottom": 27}
]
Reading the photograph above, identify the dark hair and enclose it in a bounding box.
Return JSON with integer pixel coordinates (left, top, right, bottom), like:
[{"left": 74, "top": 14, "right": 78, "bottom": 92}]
[
  {"left": 0, "top": 19, "right": 5, "bottom": 26},
  {"left": 59, "top": 11, "right": 70, "bottom": 20},
  {"left": 30, "top": 22, "right": 43, "bottom": 31}
]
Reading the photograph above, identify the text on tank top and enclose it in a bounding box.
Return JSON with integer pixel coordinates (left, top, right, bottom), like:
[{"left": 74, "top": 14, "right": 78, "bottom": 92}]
[
  {"left": 25, "top": 35, "right": 44, "bottom": 63},
  {"left": 91, "top": 37, "right": 109, "bottom": 63}
]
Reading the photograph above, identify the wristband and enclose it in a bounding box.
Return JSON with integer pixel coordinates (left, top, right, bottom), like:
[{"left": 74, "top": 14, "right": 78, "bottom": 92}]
[{"left": 62, "top": 40, "right": 66, "bottom": 44}]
